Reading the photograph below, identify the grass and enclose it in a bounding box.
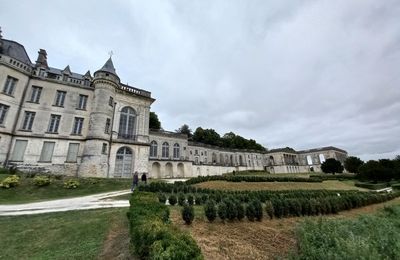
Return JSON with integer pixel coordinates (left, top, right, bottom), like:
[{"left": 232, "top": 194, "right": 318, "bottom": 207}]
[
  {"left": 193, "top": 180, "right": 366, "bottom": 191},
  {"left": 0, "top": 175, "right": 133, "bottom": 204},
  {"left": 292, "top": 204, "right": 400, "bottom": 259},
  {"left": 0, "top": 208, "right": 129, "bottom": 260}
]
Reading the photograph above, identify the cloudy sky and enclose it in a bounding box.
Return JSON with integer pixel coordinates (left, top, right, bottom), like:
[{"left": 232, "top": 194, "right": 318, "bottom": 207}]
[{"left": 1, "top": 0, "right": 399, "bottom": 160}]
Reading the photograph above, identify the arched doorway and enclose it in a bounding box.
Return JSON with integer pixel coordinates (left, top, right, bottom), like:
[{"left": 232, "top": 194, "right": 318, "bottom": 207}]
[
  {"left": 177, "top": 163, "right": 184, "bottom": 177},
  {"left": 151, "top": 162, "right": 161, "bottom": 178},
  {"left": 115, "top": 147, "right": 133, "bottom": 178},
  {"left": 165, "top": 163, "right": 173, "bottom": 178}
]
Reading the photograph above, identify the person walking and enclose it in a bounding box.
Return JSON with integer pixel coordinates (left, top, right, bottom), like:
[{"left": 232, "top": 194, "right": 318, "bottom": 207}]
[
  {"left": 131, "top": 171, "right": 139, "bottom": 191},
  {"left": 141, "top": 173, "right": 147, "bottom": 185}
]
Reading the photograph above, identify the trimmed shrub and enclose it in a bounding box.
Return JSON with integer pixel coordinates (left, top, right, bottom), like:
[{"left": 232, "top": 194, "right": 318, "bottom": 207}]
[
  {"left": 158, "top": 193, "right": 167, "bottom": 204},
  {"left": 63, "top": 179, "right": 80, "bottom": 189},
  {"left": 204, "top": 200, "right": 217, "bottom": 222},
  {"left": 33, "top": 176, "right": 51, "bottom": 187},
  {"left": 246, "top": 203, "right": 256, "bottom": 221},
  {"left": 265, "top": 201, "right": 274, "bottom": 219},
  {"left": 195, "top": 194, "right": 203, "bottom": 205},
  {"left": 225, "top": 199, "right": 238, "bottom": 221},
  {"left": 187, "top": 194, "right": 194, "bottom": 205},
  {"left": 252, "top": 200, "right": 263, "bottom": 221},
  {"left": 0, "top": 175, "right": 20, "bottom": 188},
  {"left": 217, "top": 202, "right": 228, "bottom": 221},
  {"left": 182, "top": 204, "right": 195, "bottom": 225},
  {"left": 237, "top": 201, "right": 245, "bottom": 221},
  {"left": 355, "top": 182, "right": 388, "bottom": 190},
  {"left": 168, "top": 194, "right": 177, "bottom": 206},
  {"left": 178, "top": 193, "right": 186, "bottom": 206}
]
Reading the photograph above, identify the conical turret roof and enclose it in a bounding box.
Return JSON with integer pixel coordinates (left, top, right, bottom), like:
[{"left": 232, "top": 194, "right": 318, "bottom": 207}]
[{"left": 98, "top": 57, "right": 116, "bottom": 75}]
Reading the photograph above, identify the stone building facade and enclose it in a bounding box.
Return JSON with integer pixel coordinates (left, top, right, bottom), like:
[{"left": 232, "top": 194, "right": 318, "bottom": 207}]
[{"left": 0, "top": 32, "right": 348, "bottom": 178}]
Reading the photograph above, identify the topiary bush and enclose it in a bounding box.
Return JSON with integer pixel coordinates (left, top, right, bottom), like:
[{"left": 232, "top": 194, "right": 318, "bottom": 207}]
[
  {"left": 63, "top": 179, "right": 80, "bottom": 189},
  {"left": 252, "top": 199, "right": 263, "bottom": 221},
  {"left": 0, "top": 175, "right": 20, "bottom": 189},
  {"left": 195, "top": 194, "right": 203, "bottom": 205},
  {"left": 33, "top": 176, "right": 51, "bottom": 187},
  {"left": 178, "top": 193, "right": 186, "bottom": 206},
  {"left": 225, "top": 198, "right": 238, "bottom": 221},
  {"left": 168, "top": 194, "right": 177, "bottom": 206},
  {"left": 204, "top": 200, "right": 217, "bottom": 222},
  {"left": 182, "top": 203, "right": 195, "bottom": 225},
  {"left": 246, "top": 203, "right": 256, "bottom": 221},
  {"left": 187, "top": 194, "right": 194, "bottom": 205},
  {"left": 265, "top": 201, "right": 274, "bottom": 219},
  {"left": 236, "top": 201, "right": 245, "bottom": 221},
  {"left": 217, "top": 201, "right": 228, "bottom": 221},
  {"left": 158, "top": 193, "right": 167, "bottom": 204}
]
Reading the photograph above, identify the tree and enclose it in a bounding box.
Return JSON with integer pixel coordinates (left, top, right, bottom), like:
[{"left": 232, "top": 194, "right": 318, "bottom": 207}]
[
  {"left": 149, "top": 112, "right": 161, "bottom": 130},
  {"left": 176, "top": 124, "right": 192, "bottom": 137},
  {"left": 344, "top": 156, "right": 364, "bottom": 174},
  {"left": 181, "top": 204, "right": 194, "bottom": 225},
  {"left": 321, "top": 158, "right": 344, "bottom": 174},
  {"left": 192, "top": 127, "right": 221, "bottom": 146}
]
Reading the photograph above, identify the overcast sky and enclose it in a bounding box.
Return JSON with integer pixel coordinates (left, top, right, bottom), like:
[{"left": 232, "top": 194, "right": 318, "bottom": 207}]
[{"left": 1, "top": 0, "right": 399, "bottom": 160}]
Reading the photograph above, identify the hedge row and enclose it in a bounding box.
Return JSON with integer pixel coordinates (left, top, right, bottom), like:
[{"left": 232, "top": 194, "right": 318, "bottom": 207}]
[
  {"left": 127, "top": 192, "right": 203, "bottom": 260},
  {"left": 201, "top": 192, "right": 400, "bottom": 222},
  {"left": 355, "top": 182, "right": 389, "bottom": 190},
  {"left": 185, "top": 175, "right": 322, "bottom": 185},
  {"left": 309, "top": 174, "right": 356, "bottom": 181}
]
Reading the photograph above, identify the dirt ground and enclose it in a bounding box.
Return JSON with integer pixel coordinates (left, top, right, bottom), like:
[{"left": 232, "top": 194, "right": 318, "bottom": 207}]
[
  {"left": 194, "top": 180, "right": 365, "bottom": 191},
  {"left": 171, "top": 197, "right": 400, "bottom": 260}
]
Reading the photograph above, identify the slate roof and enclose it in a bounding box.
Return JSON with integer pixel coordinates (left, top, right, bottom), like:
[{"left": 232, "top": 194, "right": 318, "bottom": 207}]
[
  {"left": 97, "top": 57, "right": 117, "bottom": 75},
  {"left": 1, "top": 39, "right": 32, "bottom": 64}
]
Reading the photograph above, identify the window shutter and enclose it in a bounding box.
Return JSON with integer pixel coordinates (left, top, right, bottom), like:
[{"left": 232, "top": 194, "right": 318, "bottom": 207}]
[{"left": 11, "top": 140, "right": 28, "bottom": 161}]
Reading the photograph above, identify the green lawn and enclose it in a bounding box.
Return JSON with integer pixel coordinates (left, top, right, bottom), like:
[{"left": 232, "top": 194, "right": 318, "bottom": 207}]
[
  {"left": 0, "top": 175, "right": 133, "bottom": 204},
  {"left": 0, "top": 208, "right": 128, "bottom": 260}
]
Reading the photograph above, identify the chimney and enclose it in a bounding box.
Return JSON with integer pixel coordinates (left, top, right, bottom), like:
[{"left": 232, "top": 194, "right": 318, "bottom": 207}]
[{"left": 35, "top": 49, "right": 49, "bottom": 69}]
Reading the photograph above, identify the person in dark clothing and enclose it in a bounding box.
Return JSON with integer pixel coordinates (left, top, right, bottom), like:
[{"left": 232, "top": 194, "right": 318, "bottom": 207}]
[
  {"left": 141, "top": 173, "right": 147, "bottom": 184},
  {"left": 131, "top": 171, "right": 139, "bottom": 191}
]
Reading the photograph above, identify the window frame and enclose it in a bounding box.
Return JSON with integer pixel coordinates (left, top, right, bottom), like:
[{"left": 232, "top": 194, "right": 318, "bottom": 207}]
[
  {"left": 29, "top": 86, "right": 42, "bottom": 103},
  {"left": 21, "top": 111, "right": 36, "bottom": 131},
  {"left": 162, "top": 142, "right": 169, "bottom": 158},
  {"left": 0, "top": 103, "right": 10, "bottom": 125},
  {"left": 48, "top": 114, "right": 61, "bottom": 133},
  {"left": 72, "top": 117, "right": 84, "bottom": 135},
  {"left": 54, "top": 90, "right": 66, "bottom": 107},
  {"left": 77, "top": 94, "right": 88, "bottom": 110},
  {"left": 2, "top": 76, "right": 18, "bottom": 96}
]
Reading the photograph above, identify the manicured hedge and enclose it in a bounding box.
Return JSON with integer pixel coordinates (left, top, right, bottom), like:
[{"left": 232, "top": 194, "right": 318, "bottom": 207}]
[
  {"left": 355, "top": 182, "right": 389, "bottom": 190},
  {"left": 185, "top": 175, "right": 322, "bottom": 185},
  {"left": 127, "top": 192, "right": 203, "bottom": 259}
]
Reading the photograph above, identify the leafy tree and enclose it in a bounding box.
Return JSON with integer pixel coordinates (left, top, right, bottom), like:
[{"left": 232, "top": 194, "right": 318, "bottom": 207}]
[
  {"left": 344, "top": 156, "right": 364, "bottom": 174},
  {"left": 176, "top": 124, "right": 192, "bottom": 137},
  {"left": 321, "top": 158, "right": 344, "bottom": 174},
  {"left": 192, "top": 127, "right": 221, "bottom": 146},
  {"left": 149, "top": 112, "right": 161, "bottom": 130},
  {"left": 358, "top": 160, "right": 394, "bottom": 182}
]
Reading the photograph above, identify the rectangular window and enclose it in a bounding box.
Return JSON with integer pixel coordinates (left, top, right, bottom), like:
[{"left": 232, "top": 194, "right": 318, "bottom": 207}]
[
  {"left": 10, "top": 140, "right": 28, "bottom": 161},
  {"left": 77, "top": 94, "right": 88, "bottom": 110},
  {"left": 39, "top": 141, "right": 55, "bottom": 162},
  {"left": 109, "top": 96, "right": 114, "bottom": 106},
  {"left": 102, "top": 143, "right": 108, "bottom": 154},
  {"left": 66, "top": 143, "right": 80, "bottom": 162},
  {"left": 72, "top": 117, "right": 84, "bottom": 135},
  {"left": 21, "top": 111, "right": 35, "bottom": 131},
  {"left": 29, "top": 86, "right": 42, "bottom": 103},
  {"left": 54, "top": 90, "right": 66, "bottom": 107},
  {"left": 3, "top": 76, "right": 18, "bottom": 95},
  {"left": 0, "top": 104, "right": 10, "bottom": 125},
  {"left": 48, "top": 114, "right": 61, "bottom": 133},
  {"left": 105, "top": 118, "right": 111, "bottom": 134}
]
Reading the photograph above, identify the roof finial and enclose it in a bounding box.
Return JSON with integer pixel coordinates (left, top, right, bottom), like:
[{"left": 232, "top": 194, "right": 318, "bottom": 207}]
[{"left": 108, "top": 50, "right": 114, "bottom": 58}]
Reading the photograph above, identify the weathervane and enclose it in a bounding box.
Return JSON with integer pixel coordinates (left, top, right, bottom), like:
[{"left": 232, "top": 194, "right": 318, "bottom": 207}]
[{"left": 108, "top": 50, "right": 114, "bottom": 58}]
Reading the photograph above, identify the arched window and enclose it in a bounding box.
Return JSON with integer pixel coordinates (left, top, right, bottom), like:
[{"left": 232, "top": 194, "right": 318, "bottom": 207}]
[
  {"left": 150, "top": 141, "right": 157, "bottom": 158},
  {"left": 173, "top": 143, "right": 180, "bottom": 159},
  {"left": 162, "top": 142, "right": 169, "bottom": 158},
  {"left": 118, "top": 107, "right": 136, "bottom": 139}
]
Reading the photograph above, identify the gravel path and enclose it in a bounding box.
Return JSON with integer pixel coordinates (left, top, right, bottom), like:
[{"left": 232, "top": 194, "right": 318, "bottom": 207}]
[{"left": 0, "top": 190, "right": 131, "bottom": 216}]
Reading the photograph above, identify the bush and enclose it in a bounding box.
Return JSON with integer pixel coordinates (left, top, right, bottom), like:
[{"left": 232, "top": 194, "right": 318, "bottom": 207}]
[
  {"left": 168, "top": 194, "right": 177, "bottom": 206},
  {"left": 128, "top": 192, "right": 202, "bottom": 259},
  {"left": 63, "top": 179, "right": 80, "bottom": 189},
  {"left": 195, "top": 194, "right": 203, "bottom": 205},
  {"left": 187, "top": 194, "right": 194, "bottom": 205},
  {"left": 246, "top": 203, "right": 256, "bottom": 221},
  {"left": 224, "top": 199, "right": 238, "bottom": 221},
  {"left": 204, "top": 200, "right": 217, "bottom": 222},
  {"left": 0, "top": 175, "right": 20, "bottom": 188},
  {"left": 321, "top": 158, "right": 344, "bottom": 174},
  {"left": 355, "top": 182, "right": 388, "bottom": 190},
  {"left": 178, "top": 193, "right": 186, "bottom": 206},
  {"left": 265, "top": 201, "right": 274, "bottom": 219},
  {"left": 236, "top": 201, "right": 245, "bottom": 221},
  {"left": 218, "top": 202, "right": 228, "bottom": 221},
  {"left": 158, "top": 193, "right": 167, "bottom": 204},
  {"left": 182, "top": 204, "right": 195, "bottom": 225},
  {"left": 33, "top": 176, "right": 51, "bottom": 187},
  {"left": 252, "top": 200, "right": 263, "bottom": 221}
]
